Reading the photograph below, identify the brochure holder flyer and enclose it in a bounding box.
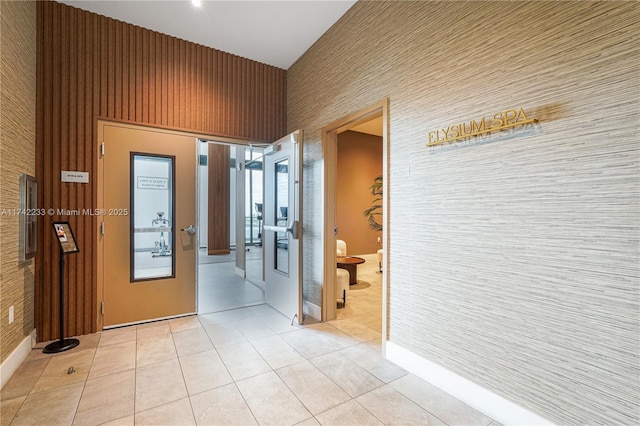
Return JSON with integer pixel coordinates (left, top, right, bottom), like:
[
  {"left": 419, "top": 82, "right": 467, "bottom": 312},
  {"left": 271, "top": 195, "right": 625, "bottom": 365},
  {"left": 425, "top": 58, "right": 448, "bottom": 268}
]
[{"left": 44, "top": 222, "right": 80, "bottom": 353}]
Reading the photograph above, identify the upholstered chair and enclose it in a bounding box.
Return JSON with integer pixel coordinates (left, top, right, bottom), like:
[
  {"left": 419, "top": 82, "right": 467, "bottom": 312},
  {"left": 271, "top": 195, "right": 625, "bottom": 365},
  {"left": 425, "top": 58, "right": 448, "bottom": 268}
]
[
  {"left": 335, "top": 239, "right": 348, "bottom": 307},
  {"left": 336, "top": 269, "right": 349, "bottom": 307}
]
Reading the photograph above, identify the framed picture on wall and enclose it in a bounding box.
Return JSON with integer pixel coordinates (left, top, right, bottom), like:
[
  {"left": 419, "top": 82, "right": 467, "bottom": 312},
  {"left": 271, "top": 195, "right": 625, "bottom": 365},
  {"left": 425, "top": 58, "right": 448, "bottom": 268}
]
[
  {"left": 19, "top": 174, "right": 38, "bottom": 261},
  {"left": 52, "top": 221, "right": 80, "bottom": 254}
]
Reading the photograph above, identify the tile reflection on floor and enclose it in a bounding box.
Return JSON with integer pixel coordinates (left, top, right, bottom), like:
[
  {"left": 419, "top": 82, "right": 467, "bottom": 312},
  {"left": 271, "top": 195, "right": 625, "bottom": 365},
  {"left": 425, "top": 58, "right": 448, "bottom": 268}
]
[{"left": 1, "top": 255, "right": 498, "bottom": 425}]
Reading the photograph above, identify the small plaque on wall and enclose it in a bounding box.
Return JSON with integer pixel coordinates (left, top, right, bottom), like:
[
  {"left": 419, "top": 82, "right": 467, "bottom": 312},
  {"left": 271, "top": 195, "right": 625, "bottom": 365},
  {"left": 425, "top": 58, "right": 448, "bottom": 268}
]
[{"left": 61, "top": 171, "right": 89, "bottom": 183}]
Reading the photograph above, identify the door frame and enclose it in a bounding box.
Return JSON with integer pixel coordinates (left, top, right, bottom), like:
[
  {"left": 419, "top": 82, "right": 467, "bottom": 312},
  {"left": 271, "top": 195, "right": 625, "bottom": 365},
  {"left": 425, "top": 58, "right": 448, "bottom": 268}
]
[
  {"left": 321, "top": 99, "right": 389, "bottom": 350},
  {"left": 96, "top": 119, "right": 263, "bottom": 331}
]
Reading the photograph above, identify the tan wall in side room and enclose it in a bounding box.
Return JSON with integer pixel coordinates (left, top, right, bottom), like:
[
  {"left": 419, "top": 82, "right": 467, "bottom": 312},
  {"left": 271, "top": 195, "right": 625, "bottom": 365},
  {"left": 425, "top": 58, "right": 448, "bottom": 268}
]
[
  {"left": 336, "top": 131, "right": 382, "bottom": 255},
  {"left": 0, "top": 0, "right": 37, "bottom": 363}
]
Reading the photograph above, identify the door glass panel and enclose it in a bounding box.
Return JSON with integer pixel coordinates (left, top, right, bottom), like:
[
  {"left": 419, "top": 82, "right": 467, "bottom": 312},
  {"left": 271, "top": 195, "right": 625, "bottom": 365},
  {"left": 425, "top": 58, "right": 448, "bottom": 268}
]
[
  {"left": 274, "top": 158, "right": 289, "bottom": 274},
  {"left": 131, "top": 154, "right": 175, "bottom": 281}
]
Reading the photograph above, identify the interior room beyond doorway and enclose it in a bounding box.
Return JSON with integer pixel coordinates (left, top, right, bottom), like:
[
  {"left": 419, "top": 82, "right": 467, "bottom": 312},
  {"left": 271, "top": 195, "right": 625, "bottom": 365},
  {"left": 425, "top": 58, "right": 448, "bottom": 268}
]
[
  {"left": 197, "top": 140, "right": 267, "bottom": 314},
  {"left": 333, "top": 115, "right": 384, "bottom": 336}
]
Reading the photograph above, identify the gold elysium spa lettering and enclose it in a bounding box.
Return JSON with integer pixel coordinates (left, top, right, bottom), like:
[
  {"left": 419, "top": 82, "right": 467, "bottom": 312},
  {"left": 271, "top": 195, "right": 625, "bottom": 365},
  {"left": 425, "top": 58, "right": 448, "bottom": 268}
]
[{"left": 427, "top": 108, "right": 537, "bottom": 147}]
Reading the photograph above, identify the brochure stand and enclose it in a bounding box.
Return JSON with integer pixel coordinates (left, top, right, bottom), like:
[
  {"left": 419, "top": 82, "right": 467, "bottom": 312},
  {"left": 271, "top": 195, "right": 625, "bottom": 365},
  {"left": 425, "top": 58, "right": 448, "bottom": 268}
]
[{"left": 43, "top": 222, "right": 81, "bottom": 354}]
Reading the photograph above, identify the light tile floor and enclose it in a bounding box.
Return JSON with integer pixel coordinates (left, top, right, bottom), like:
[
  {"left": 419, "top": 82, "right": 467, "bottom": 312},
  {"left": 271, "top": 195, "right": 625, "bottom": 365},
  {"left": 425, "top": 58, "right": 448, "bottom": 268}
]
[
  {"left": 1, "top": 254, "right": 500, "bottom": 426},
  {"left": 197, "top": 248, "right": 265, "bottom": 314},
  {"left": 334, "top": 253, "right": 385, "bottom": 338}
]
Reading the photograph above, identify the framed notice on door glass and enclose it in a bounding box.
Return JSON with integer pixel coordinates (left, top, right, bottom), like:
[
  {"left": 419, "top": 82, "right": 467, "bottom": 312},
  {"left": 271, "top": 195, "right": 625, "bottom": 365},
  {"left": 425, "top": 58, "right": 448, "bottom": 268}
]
[{"left": 52, "top": 221, "right": 80, "bottom": 254}]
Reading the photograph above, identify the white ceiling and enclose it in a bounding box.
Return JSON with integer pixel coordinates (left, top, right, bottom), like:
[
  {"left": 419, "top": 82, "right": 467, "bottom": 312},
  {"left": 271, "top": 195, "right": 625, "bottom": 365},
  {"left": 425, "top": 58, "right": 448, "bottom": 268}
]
[{"left": 57, "top": 0, "right": 356, "bottom": 69}]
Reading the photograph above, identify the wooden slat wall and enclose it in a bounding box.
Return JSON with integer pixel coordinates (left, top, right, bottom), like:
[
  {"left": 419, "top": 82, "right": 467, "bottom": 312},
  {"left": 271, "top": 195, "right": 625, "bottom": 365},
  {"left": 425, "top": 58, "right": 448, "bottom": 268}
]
[
  {"left": 207, "top": 144, "right": 231, "bottom": 255},
  {"left": 35, "top": 1, "right": 286, "bottom": 341}
]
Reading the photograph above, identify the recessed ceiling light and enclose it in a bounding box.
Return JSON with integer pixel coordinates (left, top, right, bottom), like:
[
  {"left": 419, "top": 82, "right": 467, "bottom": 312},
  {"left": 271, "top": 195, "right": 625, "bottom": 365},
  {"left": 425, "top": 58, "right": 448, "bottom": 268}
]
[{"left": 192, "top": 0, "right": 202, "bottom": 7}]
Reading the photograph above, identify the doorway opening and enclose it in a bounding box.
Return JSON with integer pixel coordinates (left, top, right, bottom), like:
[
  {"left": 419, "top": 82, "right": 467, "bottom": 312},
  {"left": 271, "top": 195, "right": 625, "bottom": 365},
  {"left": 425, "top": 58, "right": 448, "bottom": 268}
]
[
  {"left": 322, "top": 99, "right": 389, "bottom": 352},
  {"left": 97, "top": 121, "right": 303, "bottom": 329},
  {"left": 197, "top": 139, "right": 268, "bottom": 314}
]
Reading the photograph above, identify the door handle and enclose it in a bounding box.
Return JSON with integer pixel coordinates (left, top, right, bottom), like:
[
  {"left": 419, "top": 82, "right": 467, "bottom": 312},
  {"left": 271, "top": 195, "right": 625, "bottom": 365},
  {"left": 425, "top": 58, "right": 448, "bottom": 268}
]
[
  {"left": 263, "top": 224, "right": 287, "bottom": 233},
  {"left": 287, "top": 220, "right": 299, "bottom": 240},
  {"left": 263, "top": 220, "right": 299, "bottom": 240},
  {"left": 181, "top": 225, "right": 197, "bottom": 235}
]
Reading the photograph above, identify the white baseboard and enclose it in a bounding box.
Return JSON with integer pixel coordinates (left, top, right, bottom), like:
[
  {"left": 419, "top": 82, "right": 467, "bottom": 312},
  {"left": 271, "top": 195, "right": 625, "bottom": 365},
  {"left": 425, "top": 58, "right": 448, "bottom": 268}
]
[
  {"left": 235, "top": 266, "right": 246, "bottom": 278},
  {"left": 386, "top": 341, "right": 553, "bottom": 426},
  {"left": 1, "top": 329, "right": 36, "bottom": 389},
  {"left": 303, "top": 300, "right": 321, "bottom": 322}
]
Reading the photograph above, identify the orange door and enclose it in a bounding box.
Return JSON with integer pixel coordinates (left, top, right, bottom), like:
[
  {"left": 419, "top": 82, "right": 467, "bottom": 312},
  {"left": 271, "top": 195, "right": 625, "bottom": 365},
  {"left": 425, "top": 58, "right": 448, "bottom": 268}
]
[{"left": 99, "top": 122, "right": 197, "bottom": 327}]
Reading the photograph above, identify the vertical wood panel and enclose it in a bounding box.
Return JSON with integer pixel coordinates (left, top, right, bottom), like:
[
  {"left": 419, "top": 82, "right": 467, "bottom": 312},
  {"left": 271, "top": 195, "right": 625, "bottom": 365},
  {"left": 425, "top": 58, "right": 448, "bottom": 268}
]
[
  {"left": 207, "top": 144, "right": 231, "bottom": 255},
  {"left": 121, "top": 23, "right": 129, "bottom": 121},
  {"left": 35, "top": 1, "right": 286, "bottom": 342},
  {"left": 128, "top": 24, "right": 136, "bottom": 121},
  {"left": 106, "top": 18, "right": 114, "bottom": 118},
  {"left": 154, "top": 33, "right": 162, "bottom": 124},
  {"left": 73, "top": 7, "right": 84, "bottom": 334},
  {"left": 142, "top": 28, "right": 149, "bottom": 123},
  {"left": 114, "top": 19, "right": 122, "bottom": 119},
  {"left": 50, "top": 3, "right": 61, "bottom": 341},
  {"left": 67, "top": 5, "right": 78, "bottom": 334},
  {"left": 134, "top": 26, "right": 142, "bottom": 122},
  {"left": 35, "top": 0, "right": 45, "bottom": 342},
  {"left": 165, "top": 35, "right": 173, "bottom": 127}
]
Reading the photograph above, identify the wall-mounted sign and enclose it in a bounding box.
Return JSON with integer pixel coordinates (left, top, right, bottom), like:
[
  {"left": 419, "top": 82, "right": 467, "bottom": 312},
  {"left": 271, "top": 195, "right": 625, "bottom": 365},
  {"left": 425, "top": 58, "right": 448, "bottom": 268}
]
[
  {"left": 137, "top": 176, "right": 168, "bottom": 190},
  {"left": 427, "top": 108, "right": 537, "bottom": 147},
  {"left": 61, "top": 171, "right": 89, "bottom": 183}
]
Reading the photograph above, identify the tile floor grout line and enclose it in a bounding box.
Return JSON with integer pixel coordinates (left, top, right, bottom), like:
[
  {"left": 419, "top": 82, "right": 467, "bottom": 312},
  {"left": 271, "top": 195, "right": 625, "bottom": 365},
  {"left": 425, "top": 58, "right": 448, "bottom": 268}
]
[
  {"left": 231, "top": 380, "right": 260, "bottom": 425},
  {"left": 312, "top": 349, "right": 387, "bottom": 401},
  {"left": 235, "top": 315, "right": 350, "bottom": 424},
  {"left": 2, "top": 353, "right": 51, "bottom": 425},
  {"left": 70, "top": 334, "right": 102, "bottom": 424},
  {"left": 301, "top": 331, "right": 382, "bottom": 412},
  {"left": 385, "top": 374, "right": 453, "bottom": 426},
  {"left": 187, "top": 395, "right": 198, "bottom": 426},
  {"left": 354, "top": 386, "right": 395, "bottom": 426},
  {"left": 245, "top": 327, "right": 304, "bottom": 371},
  {"left": 317, "top": 397, "right": 382, "bottom": 425},
  {"left": 270, "top": 358, "right": 322, "bottom": 420},
  {"left": 176, "top": 316, "right": 218, "bottom": 425},
  {"left": 198, "top": 319, "right": 239, "bottom": 391}
]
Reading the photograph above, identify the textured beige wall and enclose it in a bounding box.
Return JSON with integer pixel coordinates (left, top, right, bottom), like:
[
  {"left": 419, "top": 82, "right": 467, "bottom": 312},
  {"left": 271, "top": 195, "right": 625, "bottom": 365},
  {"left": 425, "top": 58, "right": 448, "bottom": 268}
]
[
  {"left": 289, "top": 1, "right": 639, "bottom": 424},
  {"left": 337, "top": 131, "right": 382, "bottom": 255},
  {"left": 0, "top": 0, "right": 37, "bottom": 363}
]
